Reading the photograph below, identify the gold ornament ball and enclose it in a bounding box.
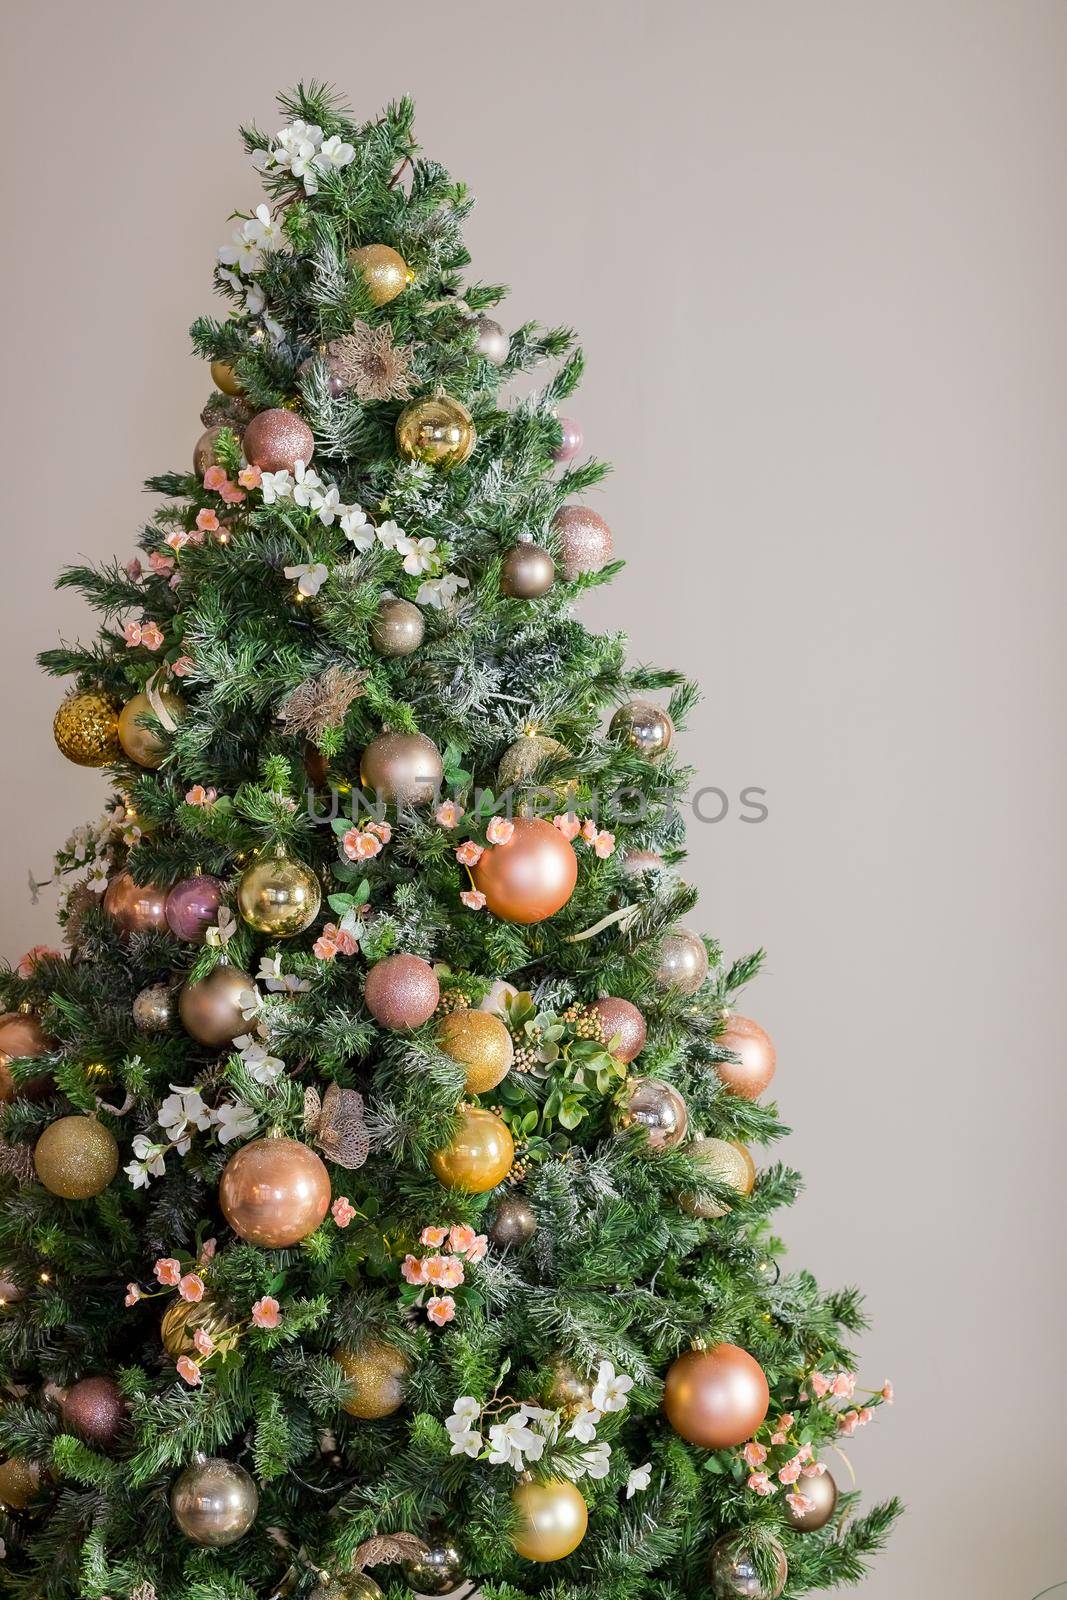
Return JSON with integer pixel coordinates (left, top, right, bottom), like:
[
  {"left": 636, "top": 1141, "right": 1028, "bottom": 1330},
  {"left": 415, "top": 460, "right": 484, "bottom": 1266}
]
[
  {"left": 654, "top": 928, "right": 709, "bottom": 995},
  {"left": 161, "top": 1294, "right": 240, "bottom": 1360},
  {"left": 34, "top": 1116, "right": 118, "bottom": 1200},
  {"left": 471, "top": 815, "right": 578, "bottom": 925},
  {"left": 170, "top": 1455, "right": 258, "bottom": 1547},
  {"left": 361, "top": 731, "right": 444, "bottom": 806},
  {"left": 210, "top": 359, "right": 243, "bottom": 396},
  {"left": 544, "top": 1359, "right": 593, "bottom": 1413},
  {"left": 371, "top": 597, "right": 425, "bottom": 656},
  {"left": 102, "top": 871, "right": 169, "bottom": 938},
  {"left": 680, "top": 1138, "right": 756, "bottom": 1218},
  {"left": 501, "top": 542, "right": 555, "bottom": 599},
  {"left": 400, "top": 1537, "right": 464, "bottom": 1594},
  {"left": 243, "top": 408, "right": 316, "bottom": 474},
  {"left": 551, "top": 504, "right": 613, "bottom": 581},
  {"left": 396, "top": 395, "right": 476, "bottom": 469},
  {"left": 311, "top": 1578, "right": 383, "bottom": 1600},
  {"left": 0, "top": 1457, "right": 41, "bottom": 1511},
  {"left": 471, "top": 314, "right": 509, "bottom": 366},
  {"left": 496, "top": 734, "right": 570, "bottom": 794},
  {"left": 488, "top": 1195, "right": 538, "bottom": 1248},
  {"left": 193, "top": 425, "right": 224, "bottom": 475},
  {"left": 510, "top": 1478, "right": 588, "bottom": 1562},
  {"left": 437, "top": 1009, "right": 514, "bottom": 1094},
  {"left": 132, "top": 983, "right": 175, "bottom": 1033},
  {"left": 365, "top": 953, "right": 441, "bottom": 1030},
  {"left": 0, "top": 1012, "right": 53, "bottom": 1104},
  {"left": 237, "top": 850, "right": 322, "bottom": 937},
  {"left": 709, "top": 1535, "right": 788, "bottom": 1599},
  {"left": 118, "top": 687, "right": 186, "bottom": 769},
  {"left": 430, "top": 1107, "right": 514, "bottom": 1193},
  {"left": 178, "top": 963, "right": 257, "bottom": 1048},
  {"left": 714, "top": 1015, "right": 777, "bottom": 1101},
  {"left": 663, "top": 1343, "right": 770, "bottom": 1450},
  {"left": 783, "top": 1466, "right": 838, "bottom": 1531},
  {"left": 334, "top": 1338, "right": 411, "bottom": 1418},
  {"left": 53, "top": 690, "right": 119, "bottom": 767},
  {"left": 609, "top": 699, "right": 674, "bottom": 762},
  {"left": 220, "top": 1136, "right": 332, "bottom": 1248},
  {"left": 616, "top": 1076, "right": 688, "bottom": 1152},
  {"left": 348, "top": 243, "right": 410, "bottom": 307}
]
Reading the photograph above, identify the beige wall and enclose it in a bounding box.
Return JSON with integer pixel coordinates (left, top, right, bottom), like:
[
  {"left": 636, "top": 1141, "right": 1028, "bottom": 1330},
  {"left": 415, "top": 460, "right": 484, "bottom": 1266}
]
[{"left": 3, "top": 3, "right": 1065, "bottom": 1595}]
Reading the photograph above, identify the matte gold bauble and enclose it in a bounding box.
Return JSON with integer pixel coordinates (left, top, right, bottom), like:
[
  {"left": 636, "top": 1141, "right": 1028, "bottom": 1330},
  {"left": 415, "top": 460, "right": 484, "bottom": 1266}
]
[
  {"left": 210, "top": 359, "right": 244, "bottom": 396},
  {"left": 161, "top": 1293, "right": 240, "bottom": 1360},
  {"left": 219, "top": 1136, "right": 331, "bottom": 1248},
  {"left": 714, "top": 1015, "right": 776, "bottom": 1101},
  {"left": 437, "top": 1009, "right": 514, "bottom": 1093},
  {"left": 364, "top": 953, "right": 440, "bottom": 1030},
  {"left": 118, "top": 688, "right": 186, "bottom": 768},
  {"left": 783, "top": 1466, "right": 837, "bottom": 1531},
  {"left": 236, "top": 849, "right": 322, "bottom": 937},
  {"left": 348, "top": 243, "right": 410, "bottom": 307},
  {"left": 471, "top": 816, "right": 578, "bottom": 925},
  {"left": 399, "top": 1536, "right": 464, "bottom": 1593},
  {"left": 243, "top": 408, "right": 316, "bottom": 474},
  {"left": 663, "top": 1343, "right": 769, "bottom": 1449},
  {"left": 334, "top": 1338, "right": 410, "bottom": 1418},
  {"left": 193, "top": 425, "right": 224, "bottom": 475},
  {"left": 60, "top": 1376, "right": 126, "bottom": 1447},
  {"left": 495, "top": 734, "right": 570, "bottom": 793},
  {"left": 178, "top": 963, "right": 256, "bottom": 1048},
  {"left": 0, "top": 1457, "right": 41, "bottom": 1511},
  {"left": 488, "top": 1195, "right": 538, "bottom": 1248},
  {"left": 396, "top": 395, "right": 476, "bottom": 469},
  {"left": 170, "top": 1455, "right": 258, "bottom": 1546},
  {"left": 510, "top": 1478, "right": 588, "bottom": 1562},
  {"left": 679, "top": 1138, "right": 756, "bottom": 1218},
  {"left": 102, "top": 871, "right": 169, "bottom": 937},
  {"left": 501, "top": 542, "right": 555, "bottom": 599},
  {"left": 616, "top": 1077, "right": 688, "bottom": 1152},
  {"left": 609, "top": 699, "right": 674, "bottom": 762},
  {"left": 33, "top": 1116, "right": 118, "bottom": 1199},
  {"left": 0, "top": 1013, "right": 52, "bottom": 1103},
  {"left": 551, "top": 504, "right": 613, "bottom": 581},
  {"left": 430, "top": 1107, "right": 514, "bottom": 1193},
  {"left": 53, "top": 689, "right": 120, "bottom": 767},
  {"left": 654, "top": 928, "right": 709, "bottom": 995},
  {"left": 709, "top": 1534, "right": 788, "bottom": 1598},
  {"left": 544, "top": 1359, "right": 592, "bottom": 1413},
  {"left": 591, "top": 997, "right": 646, "bottom": 1063},
  {"left": 471, "top": 314, "right": 509, "bottom": 366},
  {"left": 361, "top": 731, "right": 444, "bottom": 806},
  {"left": 371, "top": 597, "right": 425, "bottom": 656}
]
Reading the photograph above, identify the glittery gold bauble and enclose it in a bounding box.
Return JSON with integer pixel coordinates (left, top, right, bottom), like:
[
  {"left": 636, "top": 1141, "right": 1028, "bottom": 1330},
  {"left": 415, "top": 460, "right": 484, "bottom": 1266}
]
[
  {"left": 487, "top": 1195, "right": 537, "bottom": 1248},
  {"left": 616, "top": 1077, "right": 688, "bottom": 1152},
  {"left": 170, "top": 1455, "right": 258, "bottom": 1546},
  {"left": 0, "top": 1457, "right": 41, "bottom": 1511},
  {"left": 33, "top": 1116, "right": 118, "bottom": 1199},
  {"left": 219, "top": 1136, "right": 331, "bottom": 1248},
  {"left": 709, "top": 1534, "right": 788, "bottom": 1598},
  {"left": 437, "top": 1010, "right": 514, "bottom": 1094},
  {"left": 609, "top": 699, "right": 674, "bottom": 762},
  {"left": 495, "top": 734, "right": 569, "bottom": 793},
  {"left": 714, "top": 1015, "right": 777, "bottom": 1101},
  {"left": 310, "top": 1574, "right": 383, "bottom": 1600},
  {"left": 210, "top": 359, "right": 243, "bottom": 396},
  {"left": 663, "top": 1344, "right": 770, "bottom": 1450},
  {"left": 500, "top": 543, "right": 555, "bottom": 598},
  {"left": 334, "top": 1338, "right": 411, "bottom": 1418},
  {"left": 654, "top": 928, "right": 709, "bottom": 995},
  {"left": 551, "top": 504, "right": 613, "bottom": 581},
  {"left": 348, "top": 244, "right": 410, "bottom": 307},
  {"left": 396, "top": 395, "right": 476, "bottom": 469},
  {"left": 236, "top": 849, "right": 321, "bottom": 937},
  {"left": 471, "top": 816, "right": 578, "bottom": 924},
  {"left": 371, "top": 597, "right": 425, "bottom": 656},
  {"left": 53, "top": 689, "right": 120, "bottom": 767},
  {"left": 544, "top": 1359, "right": 593, "bottom": 1413},
  {"left": 0, "top": 1013, "right": 52, "bottom": 1103},
  {"left": 782, "top": 1466, "right": 837, "bottom": 1531},
  {"left": 399, "top": 1537, "right": 464, "bottom": 1593},
  {"left": 243, "top": 408, "right": 316, "bottom": 474},
  {"left": 679, "top": 1138, "right": 756, "bottom": 1218},
  {"left": 193, "top": 425, "right": 224, "bottom": 475},
  {"left": 117, "top": 687, "right": 187, "bottom": 768},
  {"left": 510, "top": 1478, "right": 588, "bottom": 1562},
  {"left": 361, "top": 732, "right": 444, "bottom": 806},
  {"left": 178, "top": 963, "right": 256, "bottom": 1047},
  {"left": 364, "top": 953, "right": 441, "bottom": 1030},
  {"left": 161, "top": 1293, "right": 240, "bottom": 1360},
  {"left": 102, "top": 871, "right": 169, "bottom": 937},
  {"left": 430, "top": 1107, "right": 514, "bottom": 1193}
]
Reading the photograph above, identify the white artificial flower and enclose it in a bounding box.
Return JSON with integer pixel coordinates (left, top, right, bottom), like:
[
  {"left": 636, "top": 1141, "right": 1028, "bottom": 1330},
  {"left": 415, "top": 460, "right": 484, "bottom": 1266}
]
[
  {"left": 395, "top": 534, "right": 438, "bottom": 576},
  {"left": 244, "top": 281, "right": 267, "bottom": 317},
  {"left": 218, "top": 225, "right": 262, "bottom": 277},
  {"left": 318, "top": 134, "right": 355, "bottom": 170},
  {"left": 238, "top": 1041, "right": 286, "bottom": 1086},
  {"left": 245, "top": 202, "right": 284, "bottom": 251},
  {"left": 257, "top": 954, "right": 311, "bottom": 994},
  {"left": 205, "top": 908, "right": 238, "bottom": 950},
  {"left": 84, "top": 862, "right": 110, "bottom": 893},
  {"left": 0, "top": 1535, "right": 6, "bottom": 1558},
  {"left": 449, "top": 1428, "right": 483, "bottom": 1458},
  {"left": 416, "top": 572, "right": 470, "bottom": 610},
  {"left": 124, "top": 1134, "right": 167, "bottom": 1189},
  {"left": 158, "top": 1085, "right": 213, "bottom": 1152},
  {"left": 284, "top": 562, "right": 329, "bottom": 598},
  {"left": 487, "top": 1408, "right": 547, "bottom": 1471},
  {"left": 579, "top": 1441, "right": 612, "bottom": 1480},
  {"left": 591, "top": 1360, "right": 633, "bottom": 1414},
  {"left": 446, "top": 1396, "right": 482, "bottom": 1430},
  {"left": 263, "top": 313, "right": 287, "bottom": 346},
  {"left": 214, "top": 1099, "right": 259, "bottom": 1145},
  {"left": 375, "top": 518, "right": 405, "bottom": 551},
  {"left": 341, "top": 505, "right": 374, "bottom": 551},
  {"left": 290, "top": 460, "right": 324, "bottom": 507},
  {"left": 313, "top": 484, "right": 343, "bottom": 526},
  {"left": 626, "top": 1462, "right": 652, "bottom": 1499},
  {"left": 566, "top": 1404, "right": 602, "bottom": 1444},
  {"left": 260, "top": 468, "right": 294, "bottom": 505}
]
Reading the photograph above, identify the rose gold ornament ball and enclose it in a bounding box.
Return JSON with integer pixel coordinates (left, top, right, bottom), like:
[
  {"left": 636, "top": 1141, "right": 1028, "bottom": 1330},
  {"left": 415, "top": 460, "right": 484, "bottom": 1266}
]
[
  {"left": 242, "top": 408, "right": 316, "bottom": 474},
  {"left": 620, "top": 848, "right": 666, "bottom": 878},
  {"left": 714, "top": 1015, "right": 776, "bottom": 1101},
  {"left": 60, "top": 1376, "right": 127, "bottom": 1448},
  {"left": 782, "top": 1465, "right": 838, "bottom": 1531},
  {"left": 591, "top": 997, "right": 647, "bottom": 1063},
  {"left": 219, "top": 1136, "right": 332, "bottom": 1248},
  {"left": 178, "top": 964, "right": 256, "bottom": 1048},
  {"left": 663, "top": 1343, "right": 770, "bottom": 1449},
  {"left": 551, "top": 504, "right": 613, "bottom": 581},
  {"left": 472, "top": 816, "right": 578, "bottom": 924},
  {"left": 364, "top": 954, "right": 440, "bottom": 1030},
  {"left": 102, "top": 871, "right": 169, "bottom": 937},
  {"left": 616, "top": 1077, "right": 688, "bottom": 1152}
]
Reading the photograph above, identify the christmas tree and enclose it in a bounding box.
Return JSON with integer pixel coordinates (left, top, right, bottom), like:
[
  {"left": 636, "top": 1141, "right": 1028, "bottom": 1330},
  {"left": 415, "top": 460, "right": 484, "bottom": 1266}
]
[{"left": 0, "top": 85, "right": 900, "bottom": 1600}]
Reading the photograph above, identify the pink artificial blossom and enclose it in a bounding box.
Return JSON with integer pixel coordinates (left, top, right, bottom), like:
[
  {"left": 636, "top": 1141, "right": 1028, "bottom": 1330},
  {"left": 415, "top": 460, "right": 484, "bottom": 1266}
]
[
  {"left": 581, "top": 818, "right": 598, "bottom": 843},
  {"left": 770, "top": 1412, "right": 795, "bottom": 1445},
  {"left": 185, "top": 784, "right": 217, "bottom": 808},
  {"left": 140, "top": 622, "right": 164, "bottom": 650},
  {"left": 881, "top": 1379, "right": 895, "bottom": 1404},
  {"left": 203, "top": 465, "right": 227, "bottom": 492},
  {"left": 553, "top": 812, "right": 581, "bottom": 841},
  {"left": 178, "top": 1273, "right": 205, "bottom": 1303},
  {"left": 176, "top": 1356, "right": 201, "bottom": 1386},
  {"left": 154, "top": 1258, "right": 181, "bottom": 1287},
  {"left": 196, "top": 508, "right": 220, "bottom": 534},
  {"left": 426, "top": 1295, "right": 456, "bottom": 1327},
  {"left": 165, "top": 530, "right": 190, "bottom": 553},
  {"left": 797, "top": 1442, "right": 814, "bottom": 1463},
  {"left": 332, "top": 1197, "right": 356, "bottom": 1228},
  {"left": 810, "top": 1373, "right": 831, "bottom": 1398},
  {"left": 238, "top": 465, "right": 262, "bottom": 490},
  {"left": 365, "top": 819, "right": 392, "bottom": 843},
  {"left": 436, "top": 799, "right": 463, "bottom": 827},
  {"left": 171, "top": 655, "right": 196, "bottom": 677},
  {"left": 420, "top": 1227, "right": 449, "bottom": 1247},
  {"left": 149, "top": 550, "right": 176, "bottom": 576},
  {"left": 342, "top": 828, "right": 382, "bottom": 861},
  {"left": 786, "top": 1491, "right": 815, "bottom": 1518},
  {"left": 857, "top": 1407, "right": 873, "bottom": 1426},
  {"left": 125, "top": 1283, "right": 142, "bottom": 1307},
  {"left": 802, "top": 1460, "right": 827, "bottom": 1479},
  {"left": 778, "top": 1458, "right": 803, "bottom": 1485},
  {"left": 456, "top": 840, "right": 484, "bottom": 868},
  {"left": 742, "top": 1442, "right": 768, "bottom": 1468},
  {"left": 426, "top": 1255, "right": 465, "bottom": 1290},
  {"left": 193, "top": 1328, "right": 215, "bottom": 1357},
  {"left": 252, "top": 1296, "right": 281, "bottom": 1329},
  {"left": 831, "top": 1372, "right": 856, "bottom": 1399},
  {"left": 16, "top": 945, "right": 61, "bottom": 978},
  {"left": 313, "top": 931, "right": 339, "bottom": 961},
  {"left": 125, "top": 556, "right": 143, "bottom": 580},
  {"left": 593, "top": 830, "right": 616, "bottom": 858},
  {"left": 837, "top": 1410, "right": 860, "bottom": 1436},
  {"left": 401, "top": 1254, "right": 429, "bottom": 1286},
  {"left": 460, "top": 890, "right": 486, "bottom": 911},
  {"left": 747, "top": 1472, "right": 776, "bottom": 1496},
  {"left": 218, "top": 481, "right": 246, "bottom": 505},
  {"left": 199, "top": 1238, "right": 217, "bottom": 1262},
  {"left": 123, "top": 622, "right": 142, "bottom": 646},
  {"left": 486, "top": 816, "right": 514, "bottom": 846}
]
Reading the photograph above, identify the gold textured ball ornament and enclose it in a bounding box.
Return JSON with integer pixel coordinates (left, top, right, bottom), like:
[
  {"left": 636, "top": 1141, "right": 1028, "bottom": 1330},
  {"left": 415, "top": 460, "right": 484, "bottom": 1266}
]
[
  {"left": 242, "top": 408, "right": 316, "bottom": 474},
  {"left": 616, "top": 1077, "right": 688, "bottom": 1152},
  {"left": 34, "top": 1116, "right": 118, "bottom": 1200},
  {"left": 236, "top": 849, "right": 322, "bottom": 937},
  {"left": 371, "top": 597, "right": 425, "bottom": 656},
  {"left": 430, "top": 1107, "right": 514, "bottom": 1193},
  {"left": 0, "top": 1457, "right": 42, "bottom": 1511},
  {"left": 219, "top": 1136, "right": 332, "bottom": 1248},
  {"left": 471, "top": 816, "right": 578, "bottom": 925},
  {"left": 609, "top": 699, "right": 674, "bottom": 762},
  {"left": 396, "top": 395, "right": 476, "bottom": 469},
  {"left": 437, "top": 1010, "right": 514, "bottom": 1094},
  {"left": 334, "top": 1338, "right": 411, "bottom": 1418},
  {"left": 178, "top": 962, "right": 256, "bottom": 1048},
  {"left": 361, "top": 731, "right": 444, "bottom": 807},
  {"left": 679, "top": 1138, "right": 756, "bottom": 1218},
  {"left": 496, "top": 734, "right": 570, "bottom": 793},
  {"left": 501, "top": 542, "right": 555, "bottom": 599},
  {"left": 709, "top": 1534, "right": 788, "bottom": 1599},
  {"left": 663, "top": 1343, "right": 770, "bottom": 1450},
  {"left": 783, "top": 1465, "right": 838, "bottom": 1531},
  {"left": 348, "top": 243, "right": 410, "bottom": 307},
  {"left": 170, "top": 1455, "right": 258, "bottom": 1547},
  {"left": 510, "top": 1478, "right": 588, "bottom": 1562},
  {"left": 102, "top": 872, "right": 169, "bottom": 937},
  {"left": 53, "top": 689, "right": 120, "bottom": 767},
  {"left": 210, "top": 359, "right": 244, "bottom": 396},
  {"left": 161, "top": 1294, "right": 240, "bottom": 1360},
  {"left": 117, "top": 687, "right": 187, "bottom": 769},
  {"left": 654, "top": 928, "right": 710, "bottom": 995}
]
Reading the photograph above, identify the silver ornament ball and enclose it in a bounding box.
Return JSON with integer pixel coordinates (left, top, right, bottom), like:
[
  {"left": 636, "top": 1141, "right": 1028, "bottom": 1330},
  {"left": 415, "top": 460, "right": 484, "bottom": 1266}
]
[
  {"left": 471, "top": 315, "right": 509, "bottom": 366},
  {"left": 616, "top": 1076, "right": 688, "bottom": 1152}
]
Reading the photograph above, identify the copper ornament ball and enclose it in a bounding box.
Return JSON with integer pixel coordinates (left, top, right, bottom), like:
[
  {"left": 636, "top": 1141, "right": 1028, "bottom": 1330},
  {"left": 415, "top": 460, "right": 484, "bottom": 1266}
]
[
  {"left": 33, "top": 1116, "right": 119, "bottom": 1200},
  {"left": 663, "top": 1343, "right": 770, "bottom": 1449},
  {"left": 714, "top": 1015, "right": 777, "bottom": 1101},
  {"left": 117, "top": 687, "right": 186, "bottom": 769},
  {"left": 679, "top": 1137, "right": 756, "bottom": 1218},
  {"left": 501, "top": 542, "right": 555, "bottom": 599},
  {"left": 165, "top": 873, "right": 224, "bottom": 943},
  {"left": 510, "top": 1478, "right": 588, "bottom": 1562},
  {"left": 348, "top": 243, "right": 410, "bottom": 307},
  {"left": 437, "top": 1010, "right": 514, "bottom": 1094},
  {"left": 371, "top": 597, "right": 425, "bottom": 657},
  {"left": 471, "top": 314, "right": 510, "bottom": 366},
  {"left": 0, "top": 1012, "right": 53, "bottom": 1104},
  {"left": 487, "top": 1195, "right": 538, "bottom": 1248},
  {"left": 396, "top": 395, "right": 476, "bottom": 469},
  {"left": 219, "top": 1136, "right": 331, "bottom": 1248},
  {"left": 654, "top": 927, "right": 709, "bottom": 995},
  {"left": 782, "top": 1465, "right": 838, "bottom": 1531},
  {"left": 170, "top": 1455, "right": 258, "bottom": 1547},
  {"left": 237, "top": 850, "right": 322, "bottom": 938},
  {"left": 708, "top": 1534, "right": 788, "bottom": 1599},
  {"left": 364, "top": 953, "right": 440, "bottom": 1030},
  {"left": 592, "top": 997, "right": 647, "bottom": 1063},
  {"left": 617, "top": 1077, "right": 688, "bottom": 1152},
  {"left": 471, "top": 816, "right": 578, "bottom": 925},
  {"left": 60, "top": 1376, "right": 126, "bottom": 1448},
  {"left": 334, "top": 1338, "right": 410, "bottom": 1418},
  {"left": 178, "top": 963, "right": 256, "bottom": 1048},
  {"left": 210, "top": 359, "right": 244, "bottom": 396},
  {"left": 609, "top": 699, "right": 674, "bottom": 762},
  {"left": 53, "top": 689, "right": 120, "bottom": 767},
  {"left": 102, "top": 871, "right": 169, "bottom": 938},
  {"left": 243, "top": 408, "right": 316, "bottom": 474},
  {"left": 430, "top": 1107, "right": 514, "bottom": 1193},
  {"left": 551, "top": 504, "right": 613, "bottom": 581},
  {"left": 0, "top": 1456, "right": 41, "bottom": 1511},
  {"left": 361, "top": 731, "right": 444, "bottom": 806}
]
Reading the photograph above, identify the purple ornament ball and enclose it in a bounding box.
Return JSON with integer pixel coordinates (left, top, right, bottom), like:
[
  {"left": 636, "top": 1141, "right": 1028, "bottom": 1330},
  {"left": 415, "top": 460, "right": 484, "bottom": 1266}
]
[
  {"left": 165, "top": 874, "right": 224, "bottom": 943},
  {"left": 553, "top": 418, "right": 583, "bottom": 464}
]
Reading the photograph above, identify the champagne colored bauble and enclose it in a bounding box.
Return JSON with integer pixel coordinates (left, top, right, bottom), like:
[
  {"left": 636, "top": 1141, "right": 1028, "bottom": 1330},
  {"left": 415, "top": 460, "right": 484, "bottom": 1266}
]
[
  {"left": 60, "top": 1376, "right": 126, "bottom": 1447},
  {"left": 178, "top": 963, "right": 255, "bottom": 1047},
  {"left": 430, "top": 1107, "right": 514, "bottom": 1193},
  {"left": 118, "top": 688, "right": 186, "bottom": 769},
  {"left": 487, "top": 1195, "right": 538, "bottom": 1248},
  {"left": 0, "top": 1273, "right": 23, "bottom": 1306},
  {"left": 501, "top": 543, "right": 555, "bottom": 599},
  {"left": 663, "top": 1343, "right": 770, "bottom": 1449},
  {"left": 679, "top": 1138, "right": 756, "bottom": 1218},
  {"left": 715, "top": 1016, "right": 777, "bottom": 1101},
  {"left": 400, "top": 1537, "right": 464, "bottom": 1593},
  {"left": 220, "top": 1136, "right": 331, "bottom": 1248},
  {"left": 132, "top": 982, "right": 175, "bottom": 1033},
  {"left": 0, "top": 1013, "right": 52, "bottom": 1103},
  {"left": 471, "top": 314, "right": 509, "bottom": 366},
  {"left": 161, "top": 1293, "right": 240, "bottom": 1360},
  {"left": 616, "top": 1077, "right": 688, "bottom": 1152},
  {"left": 193, "top": 425, "right": 225, "bottom": 475},
  {"left": 371, "top": 597, "right": 425, "bottom": 656},
  {"left": 242, "top": 408, "right": 316, "bottom": 474},
  {"left": 654, "top": 928, "right": 709, "bottom": 995},
  {"left": 620, "top": 848, "right": 666, "bottom": 877},
  {"left": 709, "top": 1535, "right": 788, "bottom": 1599},
  {"left": 609, "top": 699, "right": 674, "bottom": 762},
  {"left": 551, "top": 504, "right": 613, "bottom": 581},
  {"left": 165, "top": 874, "right": 224, "bottom": 943},
  {"left": 361, "top": 731, "right": 444, "bottom": 806},
  {"left": 34, "top": 1116, "right": 118, "bottom": 1200},
  {"left": 437, "top": 1010, "right": 514, "bottom": 1094},
  {"left": 783, "top": 1466, "right": 838, "bottom": 1531},
  {"left": 495, "top": 734, "right": 569, "bottom": 793},
  {"left": 364, "top": 953, "right": 440, "bottom": 1030},
  {"left": 471, "top": 816, "right": 578, "bottom": 925},
  {"left": 210, "top": 359, "right": 243, "bottom": 396},
  {"left": 348, "top": 243, "right": 410, "bottom": 307},
  {"left": 591, "top": 997, "right": 646, "bottom": 1063},
  {"left": 237, "top": 850, "right": 321, "bottom": 937},
  {"left": 103, "top": 871, "right": 169, "bottom": 937},
  {"left": 544, "top": 1359, "right": 592, "bottom": 1413},
  {"left": 0, "top": 1457, "right": 41, "bottom": 1511},
  {"left": 396, "top": 395, "right": 476, "bottom": 469},
  {"left": 170, "top": 1456, "right": 258, "bottom": 1546},
  {"left": 510, "top": 1478, "right": 588, "bottom": 1562},
  {"left": 53, "top": 689, "right": 120, "bottom": 767},
  {"left": 334, "top": 1338, "right": 410, "bottom": 1418},
  {"left": 552, "top": 417, "right": 583, "bottom": 464}
]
